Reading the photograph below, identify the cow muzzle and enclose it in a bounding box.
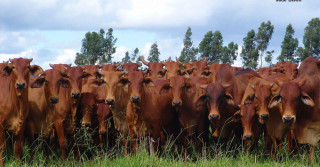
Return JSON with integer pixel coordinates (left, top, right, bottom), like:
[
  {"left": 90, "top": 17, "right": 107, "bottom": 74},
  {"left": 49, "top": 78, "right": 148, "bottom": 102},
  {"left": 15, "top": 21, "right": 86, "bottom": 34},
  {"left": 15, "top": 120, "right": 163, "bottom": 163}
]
[
  {"left": 71, "top": 92, "right": 80, "bottom": 99},
  {"left": 16, "top": 82, "right": 26, "bottom": 89},
  {"left": 208, "top": 114, "right": 220, "bottom": 121},
  {"left": 106, "top": 99, "right": 114, "bottom": 105},
  {"left": 259, "top": 114, "right": 269, "bottom": 120},
  {"left": 282, "top": 116, "right": 295, "bottom": 124},
  {"left": 99, "top": 130, "right": 107, "bottom": 135},
  {"left": 172, "top": 101, "right": 182, "bottom": 107},
  {"left": 243, "top": 135, "right": 253, "bottom": 141},
  {"left": 50, "top": 97, "right": 59, "bottom": 104},
  {"left": 131, "top": 96, "right": 140, "bottom": 103}
]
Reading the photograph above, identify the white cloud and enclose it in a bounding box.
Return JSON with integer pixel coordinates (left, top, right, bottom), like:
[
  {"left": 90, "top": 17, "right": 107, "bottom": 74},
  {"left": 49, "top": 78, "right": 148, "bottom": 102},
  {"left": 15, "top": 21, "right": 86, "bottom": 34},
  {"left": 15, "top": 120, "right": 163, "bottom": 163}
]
[
  {"left": 112, "top": 46, "right": 131, "bottom": 62},
  {"left": 0, "top": 49, "right": 36, "bottom": 62}
]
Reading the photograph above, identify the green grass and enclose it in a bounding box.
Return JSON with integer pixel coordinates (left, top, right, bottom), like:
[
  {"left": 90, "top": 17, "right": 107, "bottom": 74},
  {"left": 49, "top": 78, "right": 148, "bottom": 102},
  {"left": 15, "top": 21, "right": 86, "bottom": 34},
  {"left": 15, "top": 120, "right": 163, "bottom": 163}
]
[{"left": 2, "top": 127, "right": 320, "bottom": 166}]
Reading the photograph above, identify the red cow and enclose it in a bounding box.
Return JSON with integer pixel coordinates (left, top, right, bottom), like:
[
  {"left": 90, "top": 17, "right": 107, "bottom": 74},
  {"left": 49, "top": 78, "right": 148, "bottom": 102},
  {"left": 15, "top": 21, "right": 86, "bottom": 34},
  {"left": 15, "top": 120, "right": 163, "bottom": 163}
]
[
  {"left": 274, "top": 62, "right": 298, "bottom": 80},
  {"left": 122, "top": 63, "right": 141, "bottom": 72},
  {"left": 164, "top": 57, "right": 182, "bottom": 78},
  {"left": 140, "top": 56, "right": 166, "bottom": 78},
  {"left": 191, "top": 57, "right": 210, "bottom": 77},
  {"left": 0, "top": 58, "right": 42, "bottom": 165}
]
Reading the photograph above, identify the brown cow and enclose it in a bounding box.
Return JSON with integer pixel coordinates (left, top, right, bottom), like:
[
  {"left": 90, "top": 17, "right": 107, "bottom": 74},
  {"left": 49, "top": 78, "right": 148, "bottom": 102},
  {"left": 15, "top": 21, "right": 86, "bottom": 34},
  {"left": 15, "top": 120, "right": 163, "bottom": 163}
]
[
  {"left": 191, "top": 57, "right": 210, "bottom": 77},
  {"left": 28, "top": 69, "right": 70, "bottom": 160},
  {"left": 122, "top": 63, "right": 141, "bottom": 72},
  {"left": 0, "top": 58, "right": 42, "bottom": 165},
  {"left": 140, "top": 56, "right": 166, "bottom": 78},
  {"left": 274, "top": 62, "right": 298, "bottom": 80},
  {"left": 257, "top": 67, "right": 276, "bottom": 78},
  {"left": 125, "top": 71, "right": 178, "bottom": 153},
  {"left": 268, "top": 57, "right": 320, "bottom": 163},
  {"left": 169, "top": 75, "right": 210, "bottom": 153},
  {"left": 233, "top": 103, "right": 264, "bottom": 151},
  {"left": 96, "top": 103, "right": 113, "bottom": 149},
  {"left": 102, "top": 64, "right": 117, "bottom": 71},
  {"left": 204, "top": 65, "right": 259, "bottom": 143},
  {"left": 164, "top": 57, "right": 182, "bottom": 78},
  {"left": 181, "top": 63, "right": 194, "bottom": 76}
]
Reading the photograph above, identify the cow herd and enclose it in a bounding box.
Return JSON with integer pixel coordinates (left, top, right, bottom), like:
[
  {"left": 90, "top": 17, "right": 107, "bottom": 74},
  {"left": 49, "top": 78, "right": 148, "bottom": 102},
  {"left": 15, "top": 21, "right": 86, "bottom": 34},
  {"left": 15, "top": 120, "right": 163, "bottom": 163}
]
[{"left": 0, "top": 56, "right": 320, "bottom": 165}]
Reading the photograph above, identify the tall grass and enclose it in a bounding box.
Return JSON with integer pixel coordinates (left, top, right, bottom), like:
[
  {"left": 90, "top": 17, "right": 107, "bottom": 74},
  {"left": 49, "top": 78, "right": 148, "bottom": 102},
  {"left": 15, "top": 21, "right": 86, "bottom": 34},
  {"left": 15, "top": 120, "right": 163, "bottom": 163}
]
[{"left": 2, "top": 125, "right": 320, "bottom": 167}]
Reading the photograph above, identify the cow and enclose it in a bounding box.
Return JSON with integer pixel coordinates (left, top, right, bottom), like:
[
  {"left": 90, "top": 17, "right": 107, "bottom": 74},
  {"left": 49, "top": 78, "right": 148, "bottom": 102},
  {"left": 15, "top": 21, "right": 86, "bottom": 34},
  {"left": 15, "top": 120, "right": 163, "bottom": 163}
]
[
  {"left": 28, "top": 69, "right": 70, "bottom": 160},
  {"left": 140, "top": 56, "right": 166, "bottom": 78},
  {"left": 190, "top": 57, "right": 210, "bottom": 77},
  {"left": 204, "top": 65, "right": 260, "bottom": 144},
  {"left": 180, "top": 63, "right": 194, "bottom": 76},
  {"left": 0, "top": 58, "right": 42, "bottom": 165},
  {"left": 268, "top": 57, "right": 320, "bottom": 163},
  {"left": 257, "top": 67, "right": 276, "bottom": 78},
  {"left": 91, "top": 70, "right": 130, "bottom": 154},
  {"left": 232, "top": 103, "right": 264, "bottom": 151},
  {"left": 102, "top": 64, "right": 118, "bottom": 71},
  {"left": 274, "top": 62, "right": 298, "bottom": 80},
  {"left": 96, "top": 103, "right": 113, "bottom": 149},
  {"left": 164, "top": 57, "right": 182, "bottom": 78},
  {"left": 168, "top": 75, "right": 210, "bottom": 153},
  {"left": 124, "top": 71, "right": 178, "bottom": 153}
]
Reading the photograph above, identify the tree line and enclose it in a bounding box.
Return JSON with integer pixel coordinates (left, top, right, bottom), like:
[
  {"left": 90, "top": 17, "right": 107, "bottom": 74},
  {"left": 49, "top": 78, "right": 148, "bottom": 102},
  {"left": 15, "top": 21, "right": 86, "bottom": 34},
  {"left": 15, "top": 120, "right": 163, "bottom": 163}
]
[{"left": 75, "top": 18, "right": 320, "bottom": 69}]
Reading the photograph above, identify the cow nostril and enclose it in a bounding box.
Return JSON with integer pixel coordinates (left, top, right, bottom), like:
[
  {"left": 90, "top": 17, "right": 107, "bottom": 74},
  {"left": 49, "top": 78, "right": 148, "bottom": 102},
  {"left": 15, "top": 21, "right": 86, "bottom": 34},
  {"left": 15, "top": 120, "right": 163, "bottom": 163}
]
[
  {"left": 50, "top": 97, "right": 59, "bottom": 104},
  {"left": 244, "top": 135, "right": 253, "bottom": 140},
  {"left": 106, "top": 99, "right": 114, "bottom": 105},
  {"left": 99, "top": 131, "right": 106, "bottom": 135},
  {"left": 131, "top": 96, "right": 140, "bottom": 102},
  {"left": 283, "top": 117, "right": 294, "bottom": 123},
  {"left": 82, "top": 123, "right": 91, "bottom": 127},
  {"left": 16, "top": 82, "right": 26, "bottom": 89},
  {"left": 260, "top": 114, "right": 269, "bottom": 120},
  {"left": 72, "top": 92, "right": 80, "bottom": 98},
  {"left": 172, "top": 101, "right": 181, "bottom": 107},
  {"left": 209, "top": 114, "right": 219, "bottom": 121}
]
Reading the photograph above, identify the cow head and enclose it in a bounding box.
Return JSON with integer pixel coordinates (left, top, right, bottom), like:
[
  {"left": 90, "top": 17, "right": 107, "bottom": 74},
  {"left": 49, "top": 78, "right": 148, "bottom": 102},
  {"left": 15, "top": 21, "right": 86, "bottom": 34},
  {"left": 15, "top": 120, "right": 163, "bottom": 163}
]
[
  {"left": 191, "top": 58, "right": 209, "bottom": 77},
  {"left": 233, "top": 104, "right": 258, "bottom": 141},
  {"left": 140, "top": 56, "right": 166, "bottom": 78},
  {"left": 122, "top": 63, "right": 141, "bottom": 72},
  {"left": 245, "top": 81, "right": 275, "bottom": 123},
  {"left": 268, "top": 79, "right": 314, "bottom": 124},
  {"left": 49, "top": 63, "right": 71, "bottom": 71},
  {"left": 205, "top": 82, "right": 237, "bottom": 122},
  {"left": 168, "top": 76, "right": 186, "bottom": 107},
  {"left": 164, "top": 57, "right": 182, "bottom": 78},
  {"left": 62, "top": 67, "right": 87, "bottom": 100},
  {"left": 125, "top": 71, "right": 154, "bottom": 103},
  {"left": 275, "top": 62, "right": 298, "bottom": 80},
  {"left": 80, "top": 93, "right": 97, "bottom": 127},
  {"left": 31, "top": 69, "right": 70, "bottom": 104},
  {"left": 185, "top": 76, "right": 210, "bottom": 109},
  {"left": 82, "top": 65, "right": 101, "bottom": 79},
  {"left": 2, "top": 58, "right": 43, "bottom": 93},
  {"left": 102, "top": 64, "right": 117, "bottom": 71},
  {"left": 97, "top": 103, "right": 111, "bottom": 136}
]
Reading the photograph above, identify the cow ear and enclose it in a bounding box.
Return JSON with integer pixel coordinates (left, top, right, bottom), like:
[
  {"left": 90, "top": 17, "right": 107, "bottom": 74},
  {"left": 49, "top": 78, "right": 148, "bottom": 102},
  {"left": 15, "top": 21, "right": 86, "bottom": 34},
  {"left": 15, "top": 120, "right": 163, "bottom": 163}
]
[
  {"left": 298, "top": 78, "right": 306, "bottom": 87},
  {"left": 29, "top": 65, "right": 43, "bottom": 76},
  {"left": 301, "top": 92, "right": 314, "bottom": 107},
  {"left": 95, "top": 71, "right": 102, "bottom": 78},
  {"left": 90, "top": 79, "right": 105, "bottom": 88},
  {"left": 222, "top": 83, "right": 231, "bottom": 89},
  {"left": 232, "top": 110, "right": 241, "bottom": 122},
  {"left": 144, "top": 77, "right": 154, "bottom": 87},
  {"left": 2, "top": 64, "right": 14, "bottom": 76},
  {"left": 225, "top": 93, "right": 235, "bottom": 105},
  {"left": 244, "top": 94, "right": 255, "bottom": 104},
  {"left": 187, "top": 68, "right": 194, "bottom": 75},
  {"left": 275, "top": 80, "right": 284, "bottom": 87},
  {"left": 268, "top": 95, "right": 282, "bottom": 109},
  {"left": 158, "top": 69, "right": 167, "bottom": 78},
  {"left": 201, "top": 70, "right": 211, "bottom": 78},
  {"left": 31, "top": 77, "right": 46, "bottom": 88},
  {"left": 59, "top": 78, "right": 70, "bottom": 88},
  {"left": 200, "top": 84, "right": 208, "bottom": 89},
  {"left": 82, "top": 71, "right": 92, "bottom": 79}
]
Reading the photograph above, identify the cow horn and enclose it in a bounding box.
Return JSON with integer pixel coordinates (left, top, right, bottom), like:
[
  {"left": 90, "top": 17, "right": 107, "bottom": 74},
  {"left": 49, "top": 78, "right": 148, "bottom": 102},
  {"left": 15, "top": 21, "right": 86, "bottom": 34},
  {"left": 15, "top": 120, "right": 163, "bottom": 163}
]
[
  {"left": 203, "top": 57, "right": 207, "bottom": 61},
  {"left": 9, "top": 58, "right": 13, "bottom": 62},
  {"left": 29, "top": 58, "right": 33, "bottom": 62},
  {"left": 298, "top": 78, "right": 306, "bottom": 87},
  {"left": 165, "top": 57, "right": 171, "bottom": 64},
  {"left": 143, "top": 69, "right": 149, "bottom": 74},
  {"left": 49, "top": 63, "right": 54, "bottom": 68},
  {"left": 121, "top": 70, "right": 128, "bottom": 75},
  {"left": 250, "top": 85, "right": 255, "bottom": 89},
  {"left": 176, "top": 57, "right": 182, "bottom": 64},
  {"left": 67, "top": 64, "right": 71, "bottom": 67},
  {"left": 140, "top": 56, "right": 149, "bottom": 66},
  {"left": 137, "top": 63, "right": 142, "bottom": 67},
  {"left": 98, "top": 64, "right": 103, "bottom": 69},
  {"left": 270, "top": 83, "right": 274, "bottom": 88}
]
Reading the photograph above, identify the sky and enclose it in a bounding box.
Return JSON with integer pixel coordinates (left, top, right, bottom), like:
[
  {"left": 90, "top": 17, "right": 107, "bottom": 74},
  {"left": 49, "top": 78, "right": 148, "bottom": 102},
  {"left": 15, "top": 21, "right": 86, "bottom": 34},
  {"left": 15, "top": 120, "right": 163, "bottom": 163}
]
[{"left": 0, "top": 0, "right": 319, "bottom": 70}]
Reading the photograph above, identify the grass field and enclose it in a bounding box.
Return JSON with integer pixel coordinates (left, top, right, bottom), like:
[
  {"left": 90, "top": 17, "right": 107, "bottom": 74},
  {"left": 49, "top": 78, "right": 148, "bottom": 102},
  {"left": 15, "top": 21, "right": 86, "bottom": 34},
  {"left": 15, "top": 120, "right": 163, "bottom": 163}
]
[{"left": 3, "top": 133, "right": 320, "bottom": 167}]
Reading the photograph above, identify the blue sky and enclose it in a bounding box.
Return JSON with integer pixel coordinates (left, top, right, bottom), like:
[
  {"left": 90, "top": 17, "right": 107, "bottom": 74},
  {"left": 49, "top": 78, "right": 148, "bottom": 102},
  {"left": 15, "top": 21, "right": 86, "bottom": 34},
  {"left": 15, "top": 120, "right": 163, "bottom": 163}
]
[{"left": 0, "top": 0, "right": 319, "bottom": 69}]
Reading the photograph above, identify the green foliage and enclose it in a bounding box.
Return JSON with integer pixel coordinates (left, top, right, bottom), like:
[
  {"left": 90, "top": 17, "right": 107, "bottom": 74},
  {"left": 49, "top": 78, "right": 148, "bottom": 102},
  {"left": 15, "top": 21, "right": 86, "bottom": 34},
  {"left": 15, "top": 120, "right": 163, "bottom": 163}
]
[
  {"left": 221, "top": 42, "right": 238, "bottom": 65},
  {"left": 278, "top": 24, "right": 299, "bottom": 63},
  {"left": 179, "top": 27, "right": 198, "bottom": 63},
  {"left": 265, "top": 50, "right": 274, "bottom": 66},
  {"left": 256, "top": 21, "right": 274, "bottom": 67},
  {"left": 148, "top": 42, "right": 160, "bottom": 62},
  {"left": 131, "top": 48, "right": 140, "bottom": 62},
  {"left": 199, "top": 31, "right": 214, "bottom": 61},
  {"left": 241, "top": 30, "right": 259, "bottom": 69},
  {"left": 303, "top": 17, "right": 320, "bottom": 59},
  {"left": 75, "top": 28, "right": 117, "bottom": 65},
  {"left": 122, "top": 51, "right": 131, "bottom": 63},
  {"left": 296, "top": 47, "right": 308, "bottom": 62}
]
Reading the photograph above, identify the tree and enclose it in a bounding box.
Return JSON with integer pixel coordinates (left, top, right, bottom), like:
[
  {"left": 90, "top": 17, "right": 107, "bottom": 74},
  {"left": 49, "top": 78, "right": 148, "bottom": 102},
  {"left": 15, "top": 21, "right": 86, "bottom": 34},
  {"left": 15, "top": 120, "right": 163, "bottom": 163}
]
[
  {"left": 241, "top": 30, "right": 259, "bottom": 69},
  {"left": 148, "top": 42, "right": 160, "bottom": 62},
  {"left": 296, "top": 47, "right": 308, "bottom": 62},
  {"left": 211, "top": 31, "right": 224, "bottom": 63},
  {"left": 122, "top": 51, "right": 131, "bottom": 63},
  {"left": 256, "top": 21, "right": 274, "bottom": 67},
  {"left": 265, "top": 50, "right": 274, "bottom": 66},
  {"left": 302, "top": 18, "right": 320, "bottom": 59},
  {"left": 199, "top": 31, "right": 214, "bottom": 61},
  {"left": 221, "top": 42, "right": 238, "bottom": 65},
  {"left": 131, "top": 48, "right": 139, "bottom": 62},
  {"left": 74, "top": 28, "right": 117, "bottom": 65},
  {"left": 179, "top": 27, "right": 198, "bottom": 62},
  {"left": 278, "top": 24, "right": 299, "bottom": 63}
]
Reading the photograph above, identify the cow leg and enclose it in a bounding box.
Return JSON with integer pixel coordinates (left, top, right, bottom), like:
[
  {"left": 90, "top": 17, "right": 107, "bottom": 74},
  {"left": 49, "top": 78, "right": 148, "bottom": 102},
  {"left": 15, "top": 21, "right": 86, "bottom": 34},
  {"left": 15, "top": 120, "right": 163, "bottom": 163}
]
[
  {"left": 270, "top": 136, "right": 277, "bottom": 160},
  {"left": 0, "top": 120, "right": 5, "bottom": 166},
  {"left": 14, "top": 124, "right": 26, "bottom": 161},
  {"left": 121, "top": 138, "right": 128, "bottom": 156},
  {"left": 308, "top": 145, "right": 314, "bottom": 164},
  {"left": 160, "top": 131, "right": 165, "bottom": 153},
  {"left": 99, "top": 134, "right": 104, "bottom": 149},
  {"left": 54, "top": 121, "right": 67, "bottom": 160}
]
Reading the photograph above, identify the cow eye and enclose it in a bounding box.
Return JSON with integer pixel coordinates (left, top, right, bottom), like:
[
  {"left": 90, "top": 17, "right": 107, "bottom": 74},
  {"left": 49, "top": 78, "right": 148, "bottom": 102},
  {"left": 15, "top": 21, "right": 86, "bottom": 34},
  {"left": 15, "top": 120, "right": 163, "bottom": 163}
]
[{"left": 119, "top": 79, "right": 130, "bottom": 86}]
